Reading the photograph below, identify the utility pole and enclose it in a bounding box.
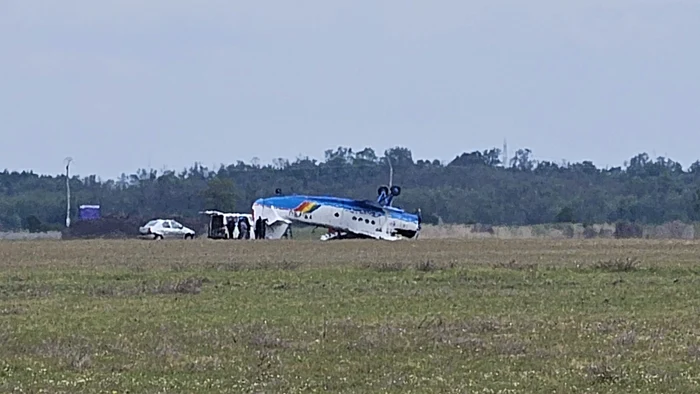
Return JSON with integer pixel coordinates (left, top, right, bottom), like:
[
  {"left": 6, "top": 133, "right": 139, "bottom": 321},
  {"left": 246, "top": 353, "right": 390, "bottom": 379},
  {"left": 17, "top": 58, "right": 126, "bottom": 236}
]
[
  {"left": 64, "top": 157, "right": 73, "bottom": 228},
  {"left": 387, "top": 156, "right": 393, "bottom": 188}
]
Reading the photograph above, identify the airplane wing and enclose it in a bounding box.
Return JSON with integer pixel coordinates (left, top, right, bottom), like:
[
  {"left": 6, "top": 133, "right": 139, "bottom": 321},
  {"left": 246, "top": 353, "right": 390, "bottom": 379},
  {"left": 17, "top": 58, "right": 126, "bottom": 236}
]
[
  {"left": 321, "top": 227, "right": 402, "bottom": 241},
  {"left": 365, "top": 231, "right": 401, "bottom": 241}
]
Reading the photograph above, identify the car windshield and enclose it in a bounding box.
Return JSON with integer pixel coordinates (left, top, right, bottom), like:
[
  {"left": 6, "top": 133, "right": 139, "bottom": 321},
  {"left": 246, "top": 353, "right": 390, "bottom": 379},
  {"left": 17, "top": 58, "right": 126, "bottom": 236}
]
[
  {"left": 171, "top": 221, "right": 183, "bottom": 229},
  {"left": 144, "top": 220, "right": 158, "bottom": 227}
]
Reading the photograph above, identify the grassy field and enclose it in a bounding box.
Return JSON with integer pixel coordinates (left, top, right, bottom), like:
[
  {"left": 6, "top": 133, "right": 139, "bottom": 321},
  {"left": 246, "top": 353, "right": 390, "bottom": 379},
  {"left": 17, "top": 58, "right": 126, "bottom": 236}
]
[{"left": 1, "top": 238, "right": 700, "bottom": 393}]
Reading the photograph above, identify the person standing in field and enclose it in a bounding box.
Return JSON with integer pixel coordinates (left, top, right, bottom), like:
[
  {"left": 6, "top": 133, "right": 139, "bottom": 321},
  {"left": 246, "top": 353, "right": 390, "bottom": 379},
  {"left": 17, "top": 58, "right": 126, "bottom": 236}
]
[
  {"left": 238, "top": 217, "right": 250, "bottom": 239},
  {"left": 226, "top": 217, "right": 236, "bottom": 239},
  {"left": 254, "top": 217, "right": 262, "bottom": 239}
]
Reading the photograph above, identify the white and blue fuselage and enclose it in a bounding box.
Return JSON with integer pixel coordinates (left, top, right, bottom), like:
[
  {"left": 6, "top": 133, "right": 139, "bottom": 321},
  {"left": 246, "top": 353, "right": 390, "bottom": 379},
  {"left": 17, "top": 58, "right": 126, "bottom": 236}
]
[{"left": 252, "top": 194, "right": 421, "bottom": 241}]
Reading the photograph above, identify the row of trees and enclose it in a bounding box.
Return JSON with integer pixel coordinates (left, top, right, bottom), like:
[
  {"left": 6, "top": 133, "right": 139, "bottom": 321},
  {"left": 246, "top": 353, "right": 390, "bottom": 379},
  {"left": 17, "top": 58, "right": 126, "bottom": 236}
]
[{"left": 2, "top": 146, "right": 700, "bottom": 231}]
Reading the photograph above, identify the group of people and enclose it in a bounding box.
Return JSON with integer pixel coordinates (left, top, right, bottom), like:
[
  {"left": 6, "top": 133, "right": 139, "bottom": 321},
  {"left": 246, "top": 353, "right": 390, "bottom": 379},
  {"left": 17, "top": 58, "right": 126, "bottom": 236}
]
[
  {"left": 223, "top": 215, "right": 291, "bottom": 240},
  {"left": 224, "top": 216, "right": 252, "bottom": 239},
  {"left": 223, "top": 216, "right": 275, "bottom": 239}
]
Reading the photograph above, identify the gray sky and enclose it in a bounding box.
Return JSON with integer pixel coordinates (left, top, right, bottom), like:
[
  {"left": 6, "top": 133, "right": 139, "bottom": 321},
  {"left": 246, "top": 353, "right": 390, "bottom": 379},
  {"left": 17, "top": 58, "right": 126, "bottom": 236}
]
[{"left": 1, "top": 0, "right": 698, "bottom": 179}]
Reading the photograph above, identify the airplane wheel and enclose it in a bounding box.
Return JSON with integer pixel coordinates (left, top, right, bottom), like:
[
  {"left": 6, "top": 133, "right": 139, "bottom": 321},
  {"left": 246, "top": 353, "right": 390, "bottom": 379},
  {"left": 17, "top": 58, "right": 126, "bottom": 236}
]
[{"left": 377, "top": 185, "right": 389, "bottom": 197}]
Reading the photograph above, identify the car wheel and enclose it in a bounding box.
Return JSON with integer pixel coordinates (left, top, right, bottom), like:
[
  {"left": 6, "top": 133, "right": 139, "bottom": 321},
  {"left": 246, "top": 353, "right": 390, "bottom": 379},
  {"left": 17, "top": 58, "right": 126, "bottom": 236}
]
[
  {"left": 154, "top": 234, "right": 163, "bottom": 240},
  {"left": 184, "top": 234, "right": 193, "bottom": 240}
]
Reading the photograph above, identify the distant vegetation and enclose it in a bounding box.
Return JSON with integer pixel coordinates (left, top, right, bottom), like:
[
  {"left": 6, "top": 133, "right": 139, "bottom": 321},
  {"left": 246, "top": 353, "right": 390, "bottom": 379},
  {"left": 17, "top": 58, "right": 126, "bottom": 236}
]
[{"left": 2, "top": 146, "right": 700, "bottom": 232}]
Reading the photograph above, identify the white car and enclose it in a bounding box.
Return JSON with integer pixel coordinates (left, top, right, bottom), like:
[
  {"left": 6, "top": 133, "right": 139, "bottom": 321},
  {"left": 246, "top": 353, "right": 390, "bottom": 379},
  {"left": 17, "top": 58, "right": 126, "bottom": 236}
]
[{"left": 138, "top": 219, "right": 196, "bottom": 240}]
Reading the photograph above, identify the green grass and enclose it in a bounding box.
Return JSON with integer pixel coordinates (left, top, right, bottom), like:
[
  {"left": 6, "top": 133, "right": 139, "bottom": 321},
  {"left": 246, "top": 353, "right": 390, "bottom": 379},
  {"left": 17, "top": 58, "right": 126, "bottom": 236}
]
[{"left": 1, "top": 239, "right": 700, "bottom": 392}]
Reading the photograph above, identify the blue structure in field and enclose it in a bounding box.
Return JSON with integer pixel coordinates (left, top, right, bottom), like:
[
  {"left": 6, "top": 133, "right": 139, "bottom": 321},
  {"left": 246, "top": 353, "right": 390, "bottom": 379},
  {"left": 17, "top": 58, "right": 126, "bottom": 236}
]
[{"left": 78, "top": 205, "right": 101, "bottom": 220}]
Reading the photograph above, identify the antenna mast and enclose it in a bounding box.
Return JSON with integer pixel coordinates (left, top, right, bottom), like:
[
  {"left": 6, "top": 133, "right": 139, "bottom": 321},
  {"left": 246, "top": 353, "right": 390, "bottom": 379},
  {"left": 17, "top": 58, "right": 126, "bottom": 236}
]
[{"left": 64, "top": 157, "right": 73, "bottom": 228}]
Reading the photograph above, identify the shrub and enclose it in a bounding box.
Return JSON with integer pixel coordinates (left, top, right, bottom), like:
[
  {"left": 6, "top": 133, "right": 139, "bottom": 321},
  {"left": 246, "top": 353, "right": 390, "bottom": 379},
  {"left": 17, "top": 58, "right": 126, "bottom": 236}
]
[{"left": 614, "top": 221, "right": 643, "bottom": 239}]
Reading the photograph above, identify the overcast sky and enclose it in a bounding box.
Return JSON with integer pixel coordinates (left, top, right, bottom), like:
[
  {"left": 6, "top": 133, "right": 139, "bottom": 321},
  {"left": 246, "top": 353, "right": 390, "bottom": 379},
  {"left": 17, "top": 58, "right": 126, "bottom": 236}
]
[{"left": 1, "top": 0, "right": 698, "bottom": 178}]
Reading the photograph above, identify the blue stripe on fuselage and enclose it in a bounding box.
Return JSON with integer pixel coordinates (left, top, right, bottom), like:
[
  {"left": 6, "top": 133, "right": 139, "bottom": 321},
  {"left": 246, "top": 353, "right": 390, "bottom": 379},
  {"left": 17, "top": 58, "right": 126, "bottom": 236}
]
[{"left": 254, "top": 195, "right": 419, "bottom": 223}]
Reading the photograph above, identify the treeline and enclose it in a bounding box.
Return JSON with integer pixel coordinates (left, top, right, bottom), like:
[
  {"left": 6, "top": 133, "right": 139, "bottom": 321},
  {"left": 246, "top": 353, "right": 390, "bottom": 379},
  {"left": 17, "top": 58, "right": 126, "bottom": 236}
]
[{"left": 2, "top": 146, "right": 700, "bottom": 231}]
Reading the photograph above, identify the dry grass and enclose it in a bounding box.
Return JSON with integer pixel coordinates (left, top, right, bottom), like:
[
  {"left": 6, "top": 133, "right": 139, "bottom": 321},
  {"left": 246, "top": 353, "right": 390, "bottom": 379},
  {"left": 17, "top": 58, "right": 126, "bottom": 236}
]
[
  {"left": 419, "top": 222, "right": 697, "bottom": 240},
  {"left": 2, "top": 237, "right": 697, "bottom": 270},
  {"left": 0, "top": 231, "right": 62, "bottom": 240},
  {"left": 1, "top": 238, "right": 700, "bottom": 392}
]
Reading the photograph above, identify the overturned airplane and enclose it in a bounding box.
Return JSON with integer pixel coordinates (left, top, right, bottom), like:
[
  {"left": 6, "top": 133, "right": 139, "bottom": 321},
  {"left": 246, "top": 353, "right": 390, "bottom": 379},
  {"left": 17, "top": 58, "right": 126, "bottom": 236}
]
[{"left": 252, "top": 185, "right": 421, "bottom": 241}]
